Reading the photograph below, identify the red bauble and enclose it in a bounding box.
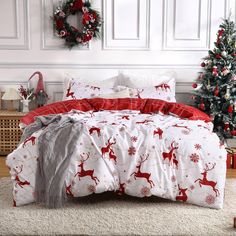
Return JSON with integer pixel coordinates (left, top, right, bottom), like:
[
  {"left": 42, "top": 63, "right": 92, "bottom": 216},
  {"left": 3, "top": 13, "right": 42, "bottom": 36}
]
[
  {"left": 231, "top": 130, "right": 236, "bottom": 136},
  {"left": 228, "top": 105, "right": 233, "bottom": 113},
  {"left": 215, "top": 54, "right": 221, "bottom": 59},
  {"left": 214, "top": 86, "right": 219, "bottom": 96},
  {"left": 232, "top": 53, "right": 236, "bottom": 57},
  {"left": 201, "top": 62, "right": 206, "bottom": 67},
  {"left": 224, "top": 122, "right": 230, "bottom": 131},
  {"left": 199, "top": 103, "right": 205, "bottom": 110},
  {"left": 192, "top": 83, "right": 198, "bottom": 89}
]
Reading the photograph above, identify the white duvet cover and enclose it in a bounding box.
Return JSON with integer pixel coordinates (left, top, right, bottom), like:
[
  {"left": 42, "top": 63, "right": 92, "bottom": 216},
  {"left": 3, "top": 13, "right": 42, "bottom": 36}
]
[{"left": 6, "top": 110, "right": 227, "bottom": 209}]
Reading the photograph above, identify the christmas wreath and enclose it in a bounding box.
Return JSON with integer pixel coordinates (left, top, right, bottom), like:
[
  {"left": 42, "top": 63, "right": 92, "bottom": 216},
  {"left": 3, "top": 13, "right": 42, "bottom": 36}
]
[{"left": 53, "top": 0, "right": 101, "bottom": 48}]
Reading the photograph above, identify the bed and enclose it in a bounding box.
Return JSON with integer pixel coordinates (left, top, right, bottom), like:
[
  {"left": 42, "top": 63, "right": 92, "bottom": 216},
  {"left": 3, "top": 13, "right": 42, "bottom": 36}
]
[{"left": 6, "top": 73, "right": 227, "bottom": 209}]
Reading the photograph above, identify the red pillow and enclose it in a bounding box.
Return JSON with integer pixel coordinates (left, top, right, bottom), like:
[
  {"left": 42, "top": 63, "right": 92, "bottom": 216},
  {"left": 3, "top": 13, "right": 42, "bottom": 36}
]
[
  {"left": 21, "top": 99, "right": 94, "bottom": 125},
  {"left": 87, "top": 98, "right": 147, "bottom": 111}
]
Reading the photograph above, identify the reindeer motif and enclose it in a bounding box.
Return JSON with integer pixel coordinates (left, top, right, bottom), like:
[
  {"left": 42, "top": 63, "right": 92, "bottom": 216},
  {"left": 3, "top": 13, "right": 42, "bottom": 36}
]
[
  {"left": 172, "top": 124, "right": 191, "bottom": 131},
  {"left": 13, "top": 165, "right": 30, "bottom": 188},
  {"left": 153, "top": 127, "right": 163, "bottom": 139},
  {"left": 66, "top": 83, "right": 75, "bottom": 99},
  {"left": 155, "top": 84, "right": 170, "bottom": 91},
  {"left": 121, "top": 115, "right": 130, "bottom": 120},
  {"left": 108, "top": 149, "right": 117, "bottom": 164},
  {"left": 101, "top": 138, "right": 116, "bottom": 157},
  {"left": 172, "top": 153, "right": 179, "bottom": 169},
  {"left": 130, "top": 154, "right": 155, "bottom": 188},
  {"left": 66, "top": 184, "right": 74, "bottom": 197},
  {"left": 74, "top": 152, "right": 99, "bottom": 185},
  {"left": 176, "top": 184, "right": 188, "bottom": 202},
  {"left": 135, "top": 89, "right": 144, "bottom": 99},
  {"left": 136, "top": 120, "right": 154, "bottom": 125},
  {"left": 89, "top": 127, "right": 101, "bottom": 137},
  {"left": 195, "top": 163, "right": 219, "bottom": 196},
  {"left": 23, "top": 136, "right": 36, "bottom": 148},
  {"left": 162, "top": 141, "right": 179, "bottom": 165}
]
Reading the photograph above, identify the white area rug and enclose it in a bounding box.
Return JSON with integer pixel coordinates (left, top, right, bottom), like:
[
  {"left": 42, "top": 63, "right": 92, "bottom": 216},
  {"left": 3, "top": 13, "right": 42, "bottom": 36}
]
[{"left": 0, "top": 178, "right": 236, "bottom": 236}]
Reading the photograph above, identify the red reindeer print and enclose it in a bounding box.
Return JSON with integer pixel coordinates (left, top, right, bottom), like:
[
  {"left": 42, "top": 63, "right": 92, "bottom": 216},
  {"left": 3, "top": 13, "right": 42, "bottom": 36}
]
[
  {"left": 74, "top": 152, "right": 99, "bottom": 185},
  {"left": 66, "top": 184, "right": 74, "bottom": 197},
  {"left": 172, "top": 124, "right": 191, "bottom": 131},
  {"left": 172, "top": 153, "right": 179, "bottom": 169},
  {"left": 155, "top": 84, "right": 170, "bottom": 91},
  {"left": 23, "top": 136, "right": 36, "bottom": 148},
  {"left": 90, "top": 86, "right": 100, "bottom": 91},
  {"left": 136, "top": 119, "right": 154, "bottom": 125},
  {"left": 101, "top": 138, "right": 116, "bottom": 157},
  {"left": 194, "top": 163, "right": 219, "bottom": 197},
  {"left": 121, "top": 115, "right": 130, "bottom": 120},
  {"left": 153, "top": 127, "right": 163, "bottom": 139},
  {"left": 130, "top": 154, "right": 155, "bottom": 188},
  {"left": 13, "top": 165, "right": 30, "bottom": 188},
  {"left": 89, "top": 127, "right": 101, "bottom": 137},
  {"left": 176, "top": 184, "right": 188, "bottom": 202},
  {"left": 66, "top": 83, "right": 75, "bottom": 99},
  {"left": 116, "top": 183, "right": 126, "bottom": 195},
  {"left": 108, "top": 149, "right": 117, "bottom": 164},
  {"left": 162, "top": 141, "right": 179, "bottom": 165},
  {"left": 135, "top": 89, "right": 144, "bottom": 99}
]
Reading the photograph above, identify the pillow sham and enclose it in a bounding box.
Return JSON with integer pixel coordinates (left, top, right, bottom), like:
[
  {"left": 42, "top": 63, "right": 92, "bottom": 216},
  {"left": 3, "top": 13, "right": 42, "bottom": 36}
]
[
  {"left": 116, "top": 78, "right": 176, "bottom": 102},
  {"left": 64, "top": 78, "right": 121, "bottom": 100},
  {"left": 63, "top": 74, "right": 119, "bottom": 100}
]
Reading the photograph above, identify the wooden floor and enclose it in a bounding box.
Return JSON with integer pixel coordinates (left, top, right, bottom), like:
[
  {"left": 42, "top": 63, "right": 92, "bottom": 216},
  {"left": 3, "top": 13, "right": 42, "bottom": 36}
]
[{"left": 1, "top": 156, "right": 236, "bottom": 179}]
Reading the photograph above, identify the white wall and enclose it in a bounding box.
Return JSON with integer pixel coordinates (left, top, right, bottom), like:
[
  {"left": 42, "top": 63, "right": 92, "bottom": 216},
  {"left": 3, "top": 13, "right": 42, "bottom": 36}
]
[{"left": 0, "top": 0, "right": 235, "bottom": 103}]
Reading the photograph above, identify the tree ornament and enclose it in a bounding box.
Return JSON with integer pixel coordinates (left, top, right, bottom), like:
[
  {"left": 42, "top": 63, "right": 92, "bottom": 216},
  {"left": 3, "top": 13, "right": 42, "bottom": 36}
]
[
  {"left": 192, "top": 83, "right": 198, "bottom": 89},
  {"left": 221, "top": 51, "right": 227, "bottom": 57},
  {"left": 216, "top": 28, "right": 225, "bottom": 44},
  {"left": 228, "top": 105, "right": 233, "bottom": 113},
  {"left": 201, "top": 62, "right": 206, "bottom": 67},
  {"left": 224, "top": 122, "right": 230, "bottom": 131},
  {"left": 53, "top": 0, "right": 101, "bottom": 48},
  {"left": 212, "top": 66, "right": 218, "bottom": 77},
  {"left": 215, "top": 54, "right": 221, "bottom": 59},
  {"left": 199, "top": 102, "right": 205, "bottom": 110},
  {"left": 222, "top": 67, "right": 229, "bottom": 76},
  {"left": 214, "top": 85, "right": 219, "bottom": 96},
  {"left": 231, "top": 130, "right": 236, "bottom": 136}
]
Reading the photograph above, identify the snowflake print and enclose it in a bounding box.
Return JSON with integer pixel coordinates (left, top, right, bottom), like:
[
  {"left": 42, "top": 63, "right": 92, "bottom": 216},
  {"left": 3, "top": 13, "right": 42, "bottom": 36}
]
[
  {"left": 171, "top": 175, "right": 176, "bottom": 182},
  {"left": 205, "top": 194, "right": 215, "bottom": 205},
  {"left": 131, "top": 136, "right": 138, "bottom": 143},
  {"left": 141, "top": 186, "right": 151, "bottom": 197},
  {"left": 190, "top": 153, "right": 200, "bottom": 163},
  {"left": 128, "top": 146, "right": 136, "bottom": 156},
  {"left": 194, "top": 144, "right": 202, "bottom": 150},
  {"left": 88, "top": 185, "right": 96, "bottom": 193}
]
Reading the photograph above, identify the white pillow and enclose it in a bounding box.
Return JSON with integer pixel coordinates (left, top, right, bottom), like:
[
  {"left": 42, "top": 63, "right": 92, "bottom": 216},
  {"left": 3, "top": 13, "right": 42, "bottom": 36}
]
[
  {"left": 97, "top": 88, "right": 131, "bottom": 99},
  {"left": 117, "top": 72, "right": 176, "bottom": 102},
  {"left": 63, "top": 74, "right": 119, "bottom": 100}
]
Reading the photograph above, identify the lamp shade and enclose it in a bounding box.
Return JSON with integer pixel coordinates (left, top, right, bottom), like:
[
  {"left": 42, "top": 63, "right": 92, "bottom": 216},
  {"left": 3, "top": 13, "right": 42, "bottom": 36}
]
[{"left": 2, "top": 88, "right": 21, "bottom": 100}]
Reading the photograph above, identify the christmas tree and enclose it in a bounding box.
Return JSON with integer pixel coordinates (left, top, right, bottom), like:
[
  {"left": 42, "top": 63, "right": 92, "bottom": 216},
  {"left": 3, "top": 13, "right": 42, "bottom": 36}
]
[{"left": 193, "top": 18, "right": 236, "bottom": 139}]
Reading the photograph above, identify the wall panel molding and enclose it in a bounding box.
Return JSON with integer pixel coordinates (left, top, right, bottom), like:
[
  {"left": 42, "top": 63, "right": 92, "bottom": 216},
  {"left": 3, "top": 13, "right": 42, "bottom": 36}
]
[
  {"left": 162, "top": 0, "right": 212, "bottom": 51},
  {"left": 0, "top": 0, "right": 30, "bottom": 50},
  {"left": 103, "top": 0, "right": 150, "bottom": 50}
]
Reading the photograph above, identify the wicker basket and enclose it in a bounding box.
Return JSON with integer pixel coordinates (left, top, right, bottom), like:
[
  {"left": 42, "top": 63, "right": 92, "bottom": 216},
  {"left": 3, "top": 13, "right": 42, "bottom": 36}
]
[{"left": 0, "top": 111, "right": 25, "bottom": 155}]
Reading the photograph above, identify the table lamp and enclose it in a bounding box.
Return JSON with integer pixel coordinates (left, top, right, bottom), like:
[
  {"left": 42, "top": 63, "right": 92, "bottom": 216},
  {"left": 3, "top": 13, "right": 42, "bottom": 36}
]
[{"left": 1, "top": 88, "right": 21, "bottom": 111}]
